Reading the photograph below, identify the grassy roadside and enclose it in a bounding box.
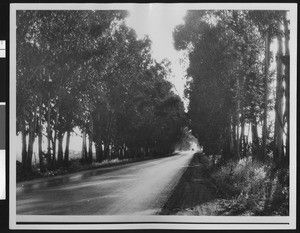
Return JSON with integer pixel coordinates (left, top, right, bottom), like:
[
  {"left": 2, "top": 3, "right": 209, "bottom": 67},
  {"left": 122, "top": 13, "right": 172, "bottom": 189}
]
[{"left": 160, "top": 153, "right": 289, "bottom": 216}]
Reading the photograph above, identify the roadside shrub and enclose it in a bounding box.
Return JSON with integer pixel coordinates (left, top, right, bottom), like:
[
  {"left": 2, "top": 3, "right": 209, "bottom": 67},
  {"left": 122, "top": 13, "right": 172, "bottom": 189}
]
[
  {"left": 212, "top": 160, "right": 241, "bottom": 197},
  {"left": 68, "top": 159, "right": 85, "bottom": 172},
  {"left": 212, "top": 157, "right": 289, "bottom": 216},
  {"left": 16, "top": 161, "right": 42, "bottom": 182}
]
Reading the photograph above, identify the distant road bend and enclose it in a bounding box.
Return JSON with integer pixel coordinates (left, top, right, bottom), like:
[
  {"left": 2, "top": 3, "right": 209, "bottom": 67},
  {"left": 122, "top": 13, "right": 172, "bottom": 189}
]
[{"left": 17, "top": 151, "right": 194, "bottom": 215}]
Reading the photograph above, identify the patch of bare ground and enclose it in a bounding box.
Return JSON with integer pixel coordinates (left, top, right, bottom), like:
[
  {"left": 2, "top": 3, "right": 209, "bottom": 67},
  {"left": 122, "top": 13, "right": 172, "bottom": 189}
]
[{"left": 160, "top": 152, "right": 225, "bottom": 215}]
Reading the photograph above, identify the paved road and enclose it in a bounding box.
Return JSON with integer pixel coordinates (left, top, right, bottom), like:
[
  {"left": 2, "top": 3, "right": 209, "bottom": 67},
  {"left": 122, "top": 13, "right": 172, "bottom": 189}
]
[{"left": 17, "top": 151, "right": 194, "bottom": 215}]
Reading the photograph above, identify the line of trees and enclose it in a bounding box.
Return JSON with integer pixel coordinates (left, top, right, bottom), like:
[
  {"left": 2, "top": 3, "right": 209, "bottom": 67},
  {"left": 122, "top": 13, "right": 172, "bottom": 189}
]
[
  {"left": 17, "top": 10, "right": 186, "bottom": 173},
  {"left": 174, "top": 10, "right": 290, "bottom": 169}
]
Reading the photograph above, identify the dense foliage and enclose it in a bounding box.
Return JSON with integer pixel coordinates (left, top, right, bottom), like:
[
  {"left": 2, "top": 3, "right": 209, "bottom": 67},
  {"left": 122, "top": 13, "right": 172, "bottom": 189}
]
[
  {"left": 17, "top": 10, "right": 186, "bottom": 173},
  {"left": 174, "top": 10, "right": 289, "bottom": 167}
]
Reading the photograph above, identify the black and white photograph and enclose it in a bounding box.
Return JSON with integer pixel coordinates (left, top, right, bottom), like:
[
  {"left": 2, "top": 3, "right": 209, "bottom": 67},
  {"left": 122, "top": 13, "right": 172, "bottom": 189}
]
[{"left": 9, "top": 3, "right": 297, "bottom": 230}]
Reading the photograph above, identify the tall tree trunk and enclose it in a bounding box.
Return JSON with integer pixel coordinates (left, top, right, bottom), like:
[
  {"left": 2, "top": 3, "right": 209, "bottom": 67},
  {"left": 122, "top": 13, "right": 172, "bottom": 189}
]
[
  {"left": 261, "top": 32, "right": 271, "bottom": 162},
  {"left": 222, "top": 115, "right": 232, "bottom": 161},
  {"left": 95, "top": 141, "right": 103, "bottom": 163},
  {"left": 52, "top": 130, "right": 57, "bottom": 169},
  {"left": 46, "top": 95, "right": 51, "bottom": 169},
  {"left": 250, "top": 105, "right": 259, "bottom": 159},
  {"left": 235, "top": 77, "right": 241, "bottom": 160},
  {"left": 274, "top": 30, "right": 284, "bottom": 169},
  {"left": 57, "top": 132, "right": 64, "bottom": 167},
  {"left": 232, "top": 112, "right": 237, "bottom": 157},
  {"left": 88, "top": 118, "right": 93, "bottom": 164},
  {"left": 27, "top": 107, "right": 37, "bottom": 173},
  {"left": 283, "top": 12, "right": 290, "bottom": 168},
  {"left": 52, "top": 108, "right": 59, "bottom": 169},
  {"left": 88, "top": 135, "right": 93, "bottom": 164},
  {"left": 230, "top": 115, "right": 235, "bottom": 157},
  {"left": 38, "top": 96, "right": 45, "bottom": 172},
  {"left": 240, "top": 113, "right": 246, "bottom": 158},
  {"left": 81, "top": 129, "right": 87, "bottom": 162},
  {"left": 21, "top": 122, "right": 27, "bottom": 173},
  {"left": 95, "top": 142, "right": 100, "bottom": 162},
  {"left": 104, "top": 141, "right": 109, "bottom": 160},
  {"left": 64, "top": 130, "right": 71, "bottom": 167},
  {"left": 122, "top": 145, "right": 126, "bottom": 159}
]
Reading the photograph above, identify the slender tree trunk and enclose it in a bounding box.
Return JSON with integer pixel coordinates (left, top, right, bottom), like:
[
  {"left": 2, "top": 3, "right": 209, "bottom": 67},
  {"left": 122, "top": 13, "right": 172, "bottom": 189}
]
[
  {"left": 262, "top": 32, "right": 271, "bottom": 162},
  {"left": 38, "top": 96, "right": 45, "bottom": 172},
  {"left": 21, "top": 123, "right": 27, "bottom": 173},
  {"left": 57, "top": 132, "right": 64, "bottom": 167},
  {"left": 88, "top": 135, "right": 93, "bottom": 164},
  {"left": 95, "top": 141, "right": 103, "bottom": 163},
  {"left": 236, "top": 77, "right": 241, "bottom": 160},
  {"left": 250, "top": 105, "right": 259, "bottom": 159},
  {"left": 274, "top": 31, "right": 284, "bottom": 169},
  {"left": 283, "top": 12, "right": 290, "bottom": 167},
  {"left": 64, "top": 130, "right": 71, "bottom": 167},
  {"left": 104, "top": 141, "right": 109, "bottom": 160},
  {"left": 95, "top": 142, "right": 100, "bottom": 162},
  {"left": 246, "top": 122, "right": 250, "bottom": 145},
  {"left": 222, "top": 114, "right": 232, "bottom": 161},
  {"left": 52, "top": 130, "right": 57, "bottom": 169},
  {"left": 47, "top": 96, "right": 51, "bottom": 169},
  {"left": 38, "top": 112, "right": 45, "bottom": 172},
  {"left": 88, "top": 117, "right": 93, "bottom": 164},
  {"left": 38, "top": 69, "right": 45, "bottom": 171},
  {"left": 240, "top": 114, "right": 246, "bottom": 158},
  {"left": 231, "top": 113, "right": 237, "bottom": 157},
  {"left": 230, "top": 115, "right": 235, "bottom": 158},
  {"left": 27, "top": 107, "right": 37, "bottom": 173},
  {"left": 81, "top": 129, "right": 87, "bottom": 162},
  {"left": 52, "top": 109, "right": 59, "bottom": 169},
  {"left": 123, "top": 145, "right": 127, "bottom": 159}
]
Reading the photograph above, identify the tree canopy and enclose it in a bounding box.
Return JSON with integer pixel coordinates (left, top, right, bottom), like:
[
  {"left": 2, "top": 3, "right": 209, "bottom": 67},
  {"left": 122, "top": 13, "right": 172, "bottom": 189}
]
[
  {"left": 174, "top": 10, "right": 289, "bottom": 167},
  {"left": 17, "top": 10, "right": 186, "bottom": 172}
]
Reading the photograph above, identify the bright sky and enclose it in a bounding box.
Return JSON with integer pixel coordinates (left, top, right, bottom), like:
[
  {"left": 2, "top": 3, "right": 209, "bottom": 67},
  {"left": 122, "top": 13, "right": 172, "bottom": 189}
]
[{"left": 125, "top": 5, "right": 188, "bottom": 104}]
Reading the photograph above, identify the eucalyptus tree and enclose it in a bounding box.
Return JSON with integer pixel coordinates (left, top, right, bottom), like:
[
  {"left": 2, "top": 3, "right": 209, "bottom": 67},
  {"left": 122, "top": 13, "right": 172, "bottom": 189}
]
[
  {"left": 16, "top": 10, "right": 128, "bottom": 169},
  {"left": 174, "top": 11, "right": 233, "bottom": 157},
  {"left": 17, "top": 10, "right": 50, "bottom": 172},
  {"left": 17, "top": 9, "right": 187, "bottom": 173},
  {"left": 282, "top": 12, "right": 290, "bottom": 168},
  {"left": 247, "top": 11, "right": 286, "bottom": 162},
  {"left": 173, "top": 10, "right": 273, "bottom": 161}
]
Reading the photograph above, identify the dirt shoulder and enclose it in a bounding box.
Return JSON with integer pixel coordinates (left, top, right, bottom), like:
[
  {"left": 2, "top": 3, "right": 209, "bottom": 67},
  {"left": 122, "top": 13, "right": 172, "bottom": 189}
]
[{"left": 159, "top": 152, "right": 223, "bottom": 215}]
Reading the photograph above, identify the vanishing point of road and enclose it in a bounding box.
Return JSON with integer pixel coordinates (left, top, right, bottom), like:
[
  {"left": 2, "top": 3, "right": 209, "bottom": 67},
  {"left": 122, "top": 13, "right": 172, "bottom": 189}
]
[{"left": 17, "top": 151, "right": 194, "bottom": 215}]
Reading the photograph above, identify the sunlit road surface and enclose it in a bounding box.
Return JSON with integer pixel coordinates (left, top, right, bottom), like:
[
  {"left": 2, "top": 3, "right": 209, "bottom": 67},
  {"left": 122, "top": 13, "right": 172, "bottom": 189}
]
[{"left": 17, "top": 151, "right": 194, "bottom": 215}]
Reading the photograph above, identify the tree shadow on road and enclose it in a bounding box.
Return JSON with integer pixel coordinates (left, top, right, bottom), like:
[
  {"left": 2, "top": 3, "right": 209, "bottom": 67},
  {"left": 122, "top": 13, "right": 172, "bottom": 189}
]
[{"left": 159, "top": 153, "right": 219, "bottom": 215}]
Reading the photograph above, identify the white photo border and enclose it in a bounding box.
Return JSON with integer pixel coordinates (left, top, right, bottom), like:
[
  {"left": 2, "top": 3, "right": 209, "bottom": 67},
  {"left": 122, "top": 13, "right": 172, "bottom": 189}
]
[{"left": 10, "top": 3, "right": 297, "bottom": 230}]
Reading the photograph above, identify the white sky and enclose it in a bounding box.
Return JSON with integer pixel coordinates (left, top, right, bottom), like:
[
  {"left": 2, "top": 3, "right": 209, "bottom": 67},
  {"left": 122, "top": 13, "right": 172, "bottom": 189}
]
[{"left": 125, "top": 5, "right": 188, "bottom": 103}]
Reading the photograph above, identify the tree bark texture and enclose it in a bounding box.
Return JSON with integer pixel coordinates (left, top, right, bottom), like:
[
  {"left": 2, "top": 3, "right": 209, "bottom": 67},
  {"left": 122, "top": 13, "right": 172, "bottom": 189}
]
[
  {"left": 274, "top": 30, "right": 284, "bottom": 168},
  {"left": 64, "top": 130, "right": 71, "bottom": 167},
  {"left": 261, "top": 32, "right": 271, "bottom": 162}
]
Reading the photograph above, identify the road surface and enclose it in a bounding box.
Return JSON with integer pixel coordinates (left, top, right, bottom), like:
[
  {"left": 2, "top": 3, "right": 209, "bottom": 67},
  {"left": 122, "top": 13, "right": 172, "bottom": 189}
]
[{"left": 17, "top": 151, "right": 194, "bottom": 215}]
